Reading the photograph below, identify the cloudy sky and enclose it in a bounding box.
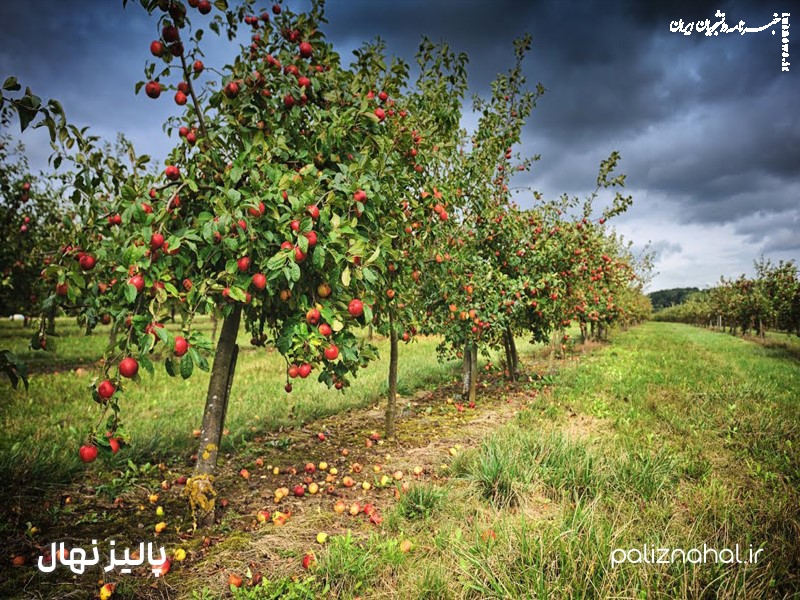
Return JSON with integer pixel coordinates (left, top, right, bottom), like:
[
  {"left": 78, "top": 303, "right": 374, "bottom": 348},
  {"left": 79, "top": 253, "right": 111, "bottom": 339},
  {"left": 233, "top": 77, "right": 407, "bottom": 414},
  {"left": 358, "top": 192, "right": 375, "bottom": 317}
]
[{"left": 1, "top": 0, "right": 797, "bottom": 291}]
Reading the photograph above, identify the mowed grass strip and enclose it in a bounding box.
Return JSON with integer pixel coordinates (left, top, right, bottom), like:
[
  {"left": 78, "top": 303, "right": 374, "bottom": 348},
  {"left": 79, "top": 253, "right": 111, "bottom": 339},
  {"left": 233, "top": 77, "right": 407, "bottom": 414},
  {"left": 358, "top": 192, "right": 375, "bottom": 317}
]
[{"left": 303, "top": 322, "right": 798, "bottom": 599}]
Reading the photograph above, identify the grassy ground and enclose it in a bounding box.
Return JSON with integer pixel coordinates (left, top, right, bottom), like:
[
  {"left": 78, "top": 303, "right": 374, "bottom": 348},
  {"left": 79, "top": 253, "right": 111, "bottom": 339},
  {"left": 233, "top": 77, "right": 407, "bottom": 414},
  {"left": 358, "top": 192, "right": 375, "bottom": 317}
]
[
  {"left": 0, "top": 317, "right": 463, "bottom": 494},
  {"left": 1, "top": 321, "right": 798, "bottom": 599}
]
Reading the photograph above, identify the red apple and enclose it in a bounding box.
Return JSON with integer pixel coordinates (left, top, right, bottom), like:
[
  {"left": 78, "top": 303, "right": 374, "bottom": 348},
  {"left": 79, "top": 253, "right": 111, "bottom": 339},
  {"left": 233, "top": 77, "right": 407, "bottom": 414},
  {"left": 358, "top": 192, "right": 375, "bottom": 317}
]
[
  {"left": 348, "top": 299, "right": 363, "bottom": 317},
  {"left": 318, "top": 323, "right": 332, "bottom": 336},
  {"left": 79, "top": 444, "right": 98, "bottom": 463},
  {"left": 324, "top": 345, "right": 339, "bottom": 360},
  {"left": 150, "top": 40, "right": 164, "bottom": 56},
  {"left": 252, "top": 273, "right": 266, "bottom": 290},
  {"left": 237, "top": 256, "right": 251, "bottom": 272},
  {"left": 174, "top": 336, "right": 189, "bottom": 357},
  {"left": 299, "top": 41, "right": 312, "bottom": 58},
  {"left": 162, "top": 25, "right": 179, "bottom": 42},
  {"left": 174, "top": 91, "right": 188, "bottom": 105},
  {"left": 79, "top": 254, "right": 96, "bottom": 271},
  {"left": 145, "top": 81, "right": 162, "bottom": 99},
  {"left": 298, "top": 363, "right": 312, "bottom": 378},
  {"left": 374, "top": 107, "right": 385, "bottom": 121},
  {"left": 304, "top": 231, "right": 317, "bottom": 246},
  {"left": 165, "top": 165, "right": 180, "bottom": 180},
  {"left": 193, "top": 60, "right": 204, "bottom": 73},
  {"left": 150, "top": 233, "right": 165, "bottom": 249},
  {"left": 119, "top": 357, "right": 139, "bottom": 379},
  {"left": 306, "top": 308, "right": 321, "bottom": 325},
  {"left": 128, "top": 275, "right": 145, "bottom": 293},
  {"left": 353, "top": 189, "right": 367, "bottom": 203},
  {"left": 97, "top": 380, "right": 116, "bottom": 399},
  {"left": 307, "top": 205, "right": 319, "bottom": 219},
  {"left": 224, "top": 81, "right": 239, "bottom": 98}
]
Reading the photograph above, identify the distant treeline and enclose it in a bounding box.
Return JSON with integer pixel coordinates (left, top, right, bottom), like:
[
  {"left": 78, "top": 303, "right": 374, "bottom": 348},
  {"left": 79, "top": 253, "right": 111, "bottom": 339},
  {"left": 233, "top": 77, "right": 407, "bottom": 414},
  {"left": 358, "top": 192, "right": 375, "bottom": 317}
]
[
  {"left": 651, "top": 259, "right": 800, "bottom": 337},
  {"left": 648, "top": 287, "right": 700, "bottom": 311}
]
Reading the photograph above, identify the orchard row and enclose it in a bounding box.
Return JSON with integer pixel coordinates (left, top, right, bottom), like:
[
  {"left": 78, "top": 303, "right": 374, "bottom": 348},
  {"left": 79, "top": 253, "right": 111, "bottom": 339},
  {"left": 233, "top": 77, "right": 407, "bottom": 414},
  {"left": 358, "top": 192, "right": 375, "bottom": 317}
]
[
  {"left": 0, "top": 0, "right": 650, "bottom": 522},
  {"left": 653, "top": 258, "right": 800, "bottom": 337}
]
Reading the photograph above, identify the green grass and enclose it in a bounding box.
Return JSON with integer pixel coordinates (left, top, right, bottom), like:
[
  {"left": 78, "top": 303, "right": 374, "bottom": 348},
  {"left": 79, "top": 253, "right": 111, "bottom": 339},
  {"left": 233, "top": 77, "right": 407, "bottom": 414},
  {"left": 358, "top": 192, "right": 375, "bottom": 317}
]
[
  {"left": 0, "top": 317, "right": 463, "bottom": 497},
  {"left": 392, "top": 482, "right": 448, "bottom": 520},
  {"left": 3, "top": 321, "right": 799, "bottom": 598},
  {"left": 384, "top": 322, "right": 800, "bottom": 599}
]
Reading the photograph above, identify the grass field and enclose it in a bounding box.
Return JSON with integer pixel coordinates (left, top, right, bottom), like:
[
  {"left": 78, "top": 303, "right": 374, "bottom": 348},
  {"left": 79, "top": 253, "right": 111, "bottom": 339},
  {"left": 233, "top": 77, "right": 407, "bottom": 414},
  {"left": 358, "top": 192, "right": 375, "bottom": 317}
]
[
  {"left": 0, "top": 317, "right": 465, "bottom": 494},
  {"left": 1, "top": 321, "right": 798, "bottom": 599}
]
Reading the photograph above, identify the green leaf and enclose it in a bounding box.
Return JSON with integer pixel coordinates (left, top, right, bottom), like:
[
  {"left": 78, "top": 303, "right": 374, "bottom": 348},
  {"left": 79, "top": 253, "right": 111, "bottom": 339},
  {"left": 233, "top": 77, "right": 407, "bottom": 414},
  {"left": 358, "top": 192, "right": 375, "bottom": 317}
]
[
  {"left": 155, "top": 326, "right": 171, "bottom": 345},
  {"left": 341, "top": 267, "right": 351, "bottom": 287},
  {"left": 125, "top": 283, "right": 138, "bottom": 304},
  {"left": 313, "top": 245, "right": 325, "bottom": 269},
  {"left": 267, "top": 252, "right": 286, "bottom": 271},
  {"left": 139, "top": 355, "right": 155, "bottom": 376},
  {"left": 288, "top": 261, "right": 301, "bottom": 282},
  {"left": 230, "top": 165, "right": 243, "bottom": 185},
  {"left": 180, "top": 354, "right": 194, "bottom": 379},
  {"left": 3, "top": 76, "right": 21, "bottom": 91},
  {"left": 17, "top": 105, "right": 37, "bottom": 132},
  {"left": 228, "top": 287, "right": 247, "bottom": 302},
  {"left": 363, "top": 304, "right": 373, "bottom": 325},
  {"left": 165, "top": 357, "right": 177, "bottom": 377},
  {"left": 365, "top": 245, "right": 381, "bottom": 265},
  {"left": 363, "top": 266, "right": 379, "bottom": 284}
]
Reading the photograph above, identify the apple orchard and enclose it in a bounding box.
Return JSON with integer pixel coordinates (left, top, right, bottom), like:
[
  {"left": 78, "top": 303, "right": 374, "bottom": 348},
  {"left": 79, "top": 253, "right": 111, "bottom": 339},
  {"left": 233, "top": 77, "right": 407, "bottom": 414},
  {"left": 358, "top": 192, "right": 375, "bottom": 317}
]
[{"left": 1, "top": 0, "right": 650, "bottom": 526}]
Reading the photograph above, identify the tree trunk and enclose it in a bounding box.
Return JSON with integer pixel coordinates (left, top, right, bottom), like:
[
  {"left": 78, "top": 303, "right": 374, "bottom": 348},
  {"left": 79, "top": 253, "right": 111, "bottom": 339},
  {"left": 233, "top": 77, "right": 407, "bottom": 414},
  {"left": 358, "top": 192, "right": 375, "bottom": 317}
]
[
  {"left": 108, "top": 319, "right": 118, "bottom": 350},
  {"left": 367, "top": 324, "right": 374, "bottom": 341},
  {"left": 508, "top": 329, "right": 519, "bottom": 375},
  {"left": 468, "top": 342, "right": 477, "bottom": 404},
  {"left": 462, "top": 342, "right": 472, "bottom": 398},
  {"left": 502, "top": 329, "right": 517, "bottom": 381},
  {"left": 185, "top": 304, "right": 241, "bottom": 527},
  {"left": 579, "top": 321, "right": 587, "bottom": 344},
  {"left": 385, "top": 313, "right": 399, "bottom": 439}
]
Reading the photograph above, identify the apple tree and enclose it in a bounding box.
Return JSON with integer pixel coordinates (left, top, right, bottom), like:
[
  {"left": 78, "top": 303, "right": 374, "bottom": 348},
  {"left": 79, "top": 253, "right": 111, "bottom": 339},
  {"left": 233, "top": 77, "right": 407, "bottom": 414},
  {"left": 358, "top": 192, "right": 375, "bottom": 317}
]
[{"left": 34, "top": 0, "right": 473, "bottom": 524}]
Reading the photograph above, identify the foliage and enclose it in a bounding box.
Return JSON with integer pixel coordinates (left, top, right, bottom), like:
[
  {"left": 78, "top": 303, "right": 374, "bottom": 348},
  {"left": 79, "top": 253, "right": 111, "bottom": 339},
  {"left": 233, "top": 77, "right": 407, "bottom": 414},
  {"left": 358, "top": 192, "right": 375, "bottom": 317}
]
[{"left": 653, "top": 258, "right": 800, "bottom": 336}]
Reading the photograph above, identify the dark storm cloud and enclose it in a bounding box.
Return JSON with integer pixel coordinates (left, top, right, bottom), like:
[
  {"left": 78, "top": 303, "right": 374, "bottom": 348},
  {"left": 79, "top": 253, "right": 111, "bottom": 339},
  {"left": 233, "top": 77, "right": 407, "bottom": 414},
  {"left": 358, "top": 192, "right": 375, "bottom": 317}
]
[{"left": 0, "top": 0, "right": 797, "bottom": 289}]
